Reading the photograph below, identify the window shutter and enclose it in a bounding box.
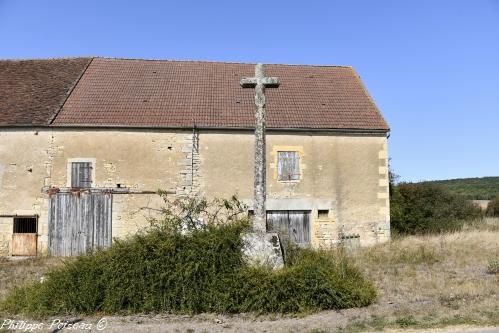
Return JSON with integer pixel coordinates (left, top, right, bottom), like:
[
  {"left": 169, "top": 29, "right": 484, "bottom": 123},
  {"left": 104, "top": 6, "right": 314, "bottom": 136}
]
[
  {"left": 277, "top": 151, "right": 300, "bottom": 181},
  {"left": 71, "top": 162, "right": 92, "bottom": 188},
  {"left": 71, "top": 163, "right": 80, "bottom": 187}
]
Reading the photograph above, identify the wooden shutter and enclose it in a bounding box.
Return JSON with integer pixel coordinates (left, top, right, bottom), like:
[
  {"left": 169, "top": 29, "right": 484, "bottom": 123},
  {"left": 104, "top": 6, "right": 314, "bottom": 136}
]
[
  {"left": 71, "top": 162, "right": 92, "bottom": 188},
  {"left": 267, "top": 210, "right": 311, "bottom": 246},
  {"left": 277, "top": 151, "right": 300, "bottom": 181}
]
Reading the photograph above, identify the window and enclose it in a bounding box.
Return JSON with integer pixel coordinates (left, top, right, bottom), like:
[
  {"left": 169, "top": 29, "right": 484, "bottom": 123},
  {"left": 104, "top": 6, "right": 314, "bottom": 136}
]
[
  {"left": 318, "top": 210, "right": 329, "bottom": 219},
  {"left": 277, "top": 151, "right": 300, "bottom": 181},
  {"left": 71, "top": 162, "right": 93, "bottom": 188},
  {"left": 13, "top": 217, "right": 37, "bottom": 233}
]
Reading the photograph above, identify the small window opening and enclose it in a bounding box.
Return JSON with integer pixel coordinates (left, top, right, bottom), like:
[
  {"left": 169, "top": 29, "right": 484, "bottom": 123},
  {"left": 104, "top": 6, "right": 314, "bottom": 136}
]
[
  {"left": 71, "top": 162, "right": 93, "bottom": 188},
  {"left": 13, "top": 217, "right": 37, "bottom": 234},
  {"left": 318, "top": 210, "right": 329, "bottom": 219},
  {"left": 248, "top": 210, "right": 254, "bottom": 218},
  {"left": 277, "top": 151, "right": 300, "bottom": 181}
]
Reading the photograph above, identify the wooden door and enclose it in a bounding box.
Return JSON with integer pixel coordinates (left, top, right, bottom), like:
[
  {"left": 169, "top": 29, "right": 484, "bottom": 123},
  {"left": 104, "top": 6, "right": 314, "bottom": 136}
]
[
  {"left": 12, "top": 234, "right": 37, "bottom": 256},
  {"left": 48, "top": 192, "right": 112, "bottom": 256},
  {"left": 266, "top": 210, "right": 311, "bottom": 246},
  {"left": 11, "top": 217, "right": 38, "bottom": 256}
]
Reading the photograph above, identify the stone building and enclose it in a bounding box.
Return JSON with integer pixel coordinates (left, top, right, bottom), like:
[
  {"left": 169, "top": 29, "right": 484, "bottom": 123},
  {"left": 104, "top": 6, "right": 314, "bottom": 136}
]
[{"left": 0, "top": 57, "right": 390, "bottom": 256}]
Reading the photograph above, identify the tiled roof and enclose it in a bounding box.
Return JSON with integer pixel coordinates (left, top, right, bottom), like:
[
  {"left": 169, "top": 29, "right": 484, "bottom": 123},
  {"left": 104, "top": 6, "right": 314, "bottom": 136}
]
[
  {"left": 0, "top": 58, "right": 92, "bottom": 126},
  {"left": 1, "top": 57, "right": 389, "bottom": 132}
]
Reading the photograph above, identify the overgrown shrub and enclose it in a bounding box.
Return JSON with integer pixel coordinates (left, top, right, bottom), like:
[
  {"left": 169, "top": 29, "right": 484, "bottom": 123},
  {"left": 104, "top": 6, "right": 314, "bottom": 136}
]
[
  {"left": 487, "top": 257, "right": 499, "bottom": 274},
  {"left": 1, "top": 195, "right": 376, "bottom": 317},
  {"left": 486, "top": 196, "right": 499, "bottom": 217},
  {"left": 390, "top": 183, "right": 483, "bottom": 235},
  {"left": 233, "top": 247, "right": 376, "bottom": 313}
]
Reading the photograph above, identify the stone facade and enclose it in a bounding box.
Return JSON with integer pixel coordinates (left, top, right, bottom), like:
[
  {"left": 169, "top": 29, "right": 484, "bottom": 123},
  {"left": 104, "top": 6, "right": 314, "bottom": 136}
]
[{"left": 0, "top": 128, "right": 390, "bottom": 256}]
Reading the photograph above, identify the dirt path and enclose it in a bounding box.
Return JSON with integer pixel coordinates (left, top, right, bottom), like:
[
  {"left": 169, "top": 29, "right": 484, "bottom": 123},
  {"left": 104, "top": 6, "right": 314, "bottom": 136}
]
[{"left": 15, "top": 314, "right": 496, "bottom": 333}]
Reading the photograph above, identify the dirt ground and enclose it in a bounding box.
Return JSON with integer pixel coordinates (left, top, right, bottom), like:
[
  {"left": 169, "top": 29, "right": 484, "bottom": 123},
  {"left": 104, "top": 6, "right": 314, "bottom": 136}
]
[
  {"left": 1, "top": 219, "right": 498, "bottom": 332},
  {"left": 7, "top": 313, "right": 494, "bottom": 333}
]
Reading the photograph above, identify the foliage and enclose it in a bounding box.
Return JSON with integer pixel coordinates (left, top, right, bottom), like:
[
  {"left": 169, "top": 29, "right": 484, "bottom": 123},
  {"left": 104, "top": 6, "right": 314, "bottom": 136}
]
[
  {"left": 486, "top": 196, "right": 499, "bottom": 217},
  {"left": 388, "top": 161, "right": 400, "bottom": 199},
  {"left": 421, "top": 177, "right": 499, "bottom": 200},
  {"left": 390, "top": 182, "right": 483, "bottom": 235},
  {"left": 233, "top": 247, "right": 376, "bottom": 313},
  {"left": 1, "top": 195, "right": 376, "bottom": 317},
  {"left": 487, "top": 257, "right": 499, "bottom": 274}
]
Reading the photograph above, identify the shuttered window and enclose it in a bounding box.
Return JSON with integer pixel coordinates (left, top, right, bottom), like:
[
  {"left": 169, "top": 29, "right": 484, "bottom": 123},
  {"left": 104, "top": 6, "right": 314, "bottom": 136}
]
[
  {"left": 71, "top": 162, "right": 93, "bottom": 188},
  {"left": 277, "top": 151, "right": 300, "bottom": 181}
]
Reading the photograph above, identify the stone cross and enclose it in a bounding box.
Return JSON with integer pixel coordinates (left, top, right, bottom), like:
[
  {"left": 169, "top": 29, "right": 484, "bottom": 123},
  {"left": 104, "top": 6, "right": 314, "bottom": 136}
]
[{"left": 241, "top": 63, "right": 280, "bottom": 233}]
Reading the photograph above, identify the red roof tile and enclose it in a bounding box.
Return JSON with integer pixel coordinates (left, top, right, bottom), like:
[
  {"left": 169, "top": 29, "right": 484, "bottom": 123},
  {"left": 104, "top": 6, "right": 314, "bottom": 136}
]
[
  {"left": 1, "top": 57, "right": 389, "bottom": 132},
  {"left": 0, "top": 58, "right": 92, "bottom": 126}
]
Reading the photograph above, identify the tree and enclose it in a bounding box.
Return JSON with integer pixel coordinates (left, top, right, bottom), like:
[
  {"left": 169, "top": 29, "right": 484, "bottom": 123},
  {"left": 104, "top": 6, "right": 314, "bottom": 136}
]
[
  {"left": 486, "top": 196, "right": 499, "bottom": 217},
  {"left": 390, "top": 182, "right": 483, "bottom": 234}
]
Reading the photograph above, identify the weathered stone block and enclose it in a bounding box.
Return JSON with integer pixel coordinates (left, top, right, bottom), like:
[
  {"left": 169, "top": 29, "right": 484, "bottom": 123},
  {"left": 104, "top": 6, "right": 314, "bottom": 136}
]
[{"left": 241, "top": 232, "right": 284, "bottom": 269}]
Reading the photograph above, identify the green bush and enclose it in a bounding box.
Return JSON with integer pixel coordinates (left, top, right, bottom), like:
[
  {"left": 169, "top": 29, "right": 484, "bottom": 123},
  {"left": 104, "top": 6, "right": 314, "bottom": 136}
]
[
  {"left": 487, "top": 257, "right": 499, "bottom": 274},
  {"left": 390, "top": 183, "right": 483, "bottom": 235},
  {"left": 1, "top": 196, "right": 376, "bottom": 317},
  {"left": 233, "top": 248, "right": 376, "bottom": 313},
  {"left": 486, "top": 196, "right": 499, "bottom": 217}
]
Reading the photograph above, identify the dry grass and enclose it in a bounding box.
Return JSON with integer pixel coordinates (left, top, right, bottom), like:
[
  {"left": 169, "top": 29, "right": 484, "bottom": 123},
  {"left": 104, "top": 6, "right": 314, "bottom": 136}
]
[
  {"left": 342, "top": 217, "right": 499, "bottom": 331},
  {"left": 0, "top": 256, "right": 63, "bottom": 300}
]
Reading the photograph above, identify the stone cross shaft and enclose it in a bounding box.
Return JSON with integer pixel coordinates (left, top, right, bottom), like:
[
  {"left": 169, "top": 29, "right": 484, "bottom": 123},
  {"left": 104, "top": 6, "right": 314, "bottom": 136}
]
[{"left": 240, "top": 63, "right": 280, "bottom": 232}]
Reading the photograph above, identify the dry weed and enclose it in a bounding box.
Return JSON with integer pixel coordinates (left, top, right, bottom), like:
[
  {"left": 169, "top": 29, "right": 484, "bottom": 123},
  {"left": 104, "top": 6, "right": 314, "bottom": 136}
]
[{"left": 347, "top": 219, "right": 499, "bottom": 330}]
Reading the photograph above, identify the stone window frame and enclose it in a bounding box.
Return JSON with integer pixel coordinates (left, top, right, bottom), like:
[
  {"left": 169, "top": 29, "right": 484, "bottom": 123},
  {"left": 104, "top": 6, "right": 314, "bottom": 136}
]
[
  {"left": 66, "top": 158, "right": 96, "bottom": 188},
  {"left": 271, "top": 146, "right": 305, "bottom": 183}
]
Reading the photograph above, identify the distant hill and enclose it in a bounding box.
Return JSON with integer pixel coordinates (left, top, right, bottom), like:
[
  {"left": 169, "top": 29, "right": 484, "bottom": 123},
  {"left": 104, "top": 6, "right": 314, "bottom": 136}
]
[{"left": 420, "top": 177, "right": 499, "bottom": 200}]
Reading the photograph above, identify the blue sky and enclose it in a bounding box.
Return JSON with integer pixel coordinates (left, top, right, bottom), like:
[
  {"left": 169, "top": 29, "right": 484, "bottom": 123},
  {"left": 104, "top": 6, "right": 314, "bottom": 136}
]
[{"left": 1, "top": 0, "right": 498, "bottom": 182}]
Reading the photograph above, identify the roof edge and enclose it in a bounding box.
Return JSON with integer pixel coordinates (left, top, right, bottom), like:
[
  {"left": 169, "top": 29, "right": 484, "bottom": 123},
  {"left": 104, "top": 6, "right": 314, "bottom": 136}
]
[
  {"left": 0, "top": 56, "right": 354, "bottom": 69},
  {"left": 94, "top": 57, "right": 355, "bottom": 68},
  {"left": 348, "top": 67, "right": 390, "bottom": 130},
  {"left": 0, "top": 124, "right": 390, "bottom": 135}
]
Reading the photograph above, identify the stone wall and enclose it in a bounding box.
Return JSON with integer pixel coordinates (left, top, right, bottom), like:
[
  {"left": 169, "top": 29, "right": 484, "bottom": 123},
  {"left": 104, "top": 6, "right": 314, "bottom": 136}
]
[
  {"left": 0, "top": 128, "right": 389, "bottom": 255},
  {"left": 198, "top": 131, "right": 390, "bottom": 247},
  {"left": 0, "top": 128, "right": 190, "bottom": 255}
]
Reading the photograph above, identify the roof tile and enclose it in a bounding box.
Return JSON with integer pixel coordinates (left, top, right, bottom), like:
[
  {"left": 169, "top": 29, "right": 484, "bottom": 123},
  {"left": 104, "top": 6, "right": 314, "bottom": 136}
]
[
  {"left": 1, "top": 57, "right": 389, "bottom": 131},
  {"left": 0, "top": 58, "right": 92, "bottom": 126}
]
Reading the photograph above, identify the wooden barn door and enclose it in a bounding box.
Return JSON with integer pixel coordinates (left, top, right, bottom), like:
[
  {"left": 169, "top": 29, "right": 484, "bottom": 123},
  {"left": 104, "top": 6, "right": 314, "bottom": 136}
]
[
  {"left": 48, "top": 192, "right": 112, "bottom": 256},
  {"left": 266, "top": 210, "right": 311, "bottom": 247},
  {"left": 11, "top": 217, "right": 38, "bottom": 256}
]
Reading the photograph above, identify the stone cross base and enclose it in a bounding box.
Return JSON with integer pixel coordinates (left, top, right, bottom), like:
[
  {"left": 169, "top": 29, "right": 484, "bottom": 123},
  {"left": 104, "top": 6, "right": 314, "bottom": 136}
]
[{"left": 241, "top": 232, "right": 284, "bottom": 269}]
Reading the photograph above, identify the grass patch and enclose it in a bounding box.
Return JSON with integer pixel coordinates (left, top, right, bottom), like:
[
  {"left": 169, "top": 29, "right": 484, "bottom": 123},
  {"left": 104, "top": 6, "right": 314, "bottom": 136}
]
[
  {"left": 0, "top": 197, "right": 376, "bottom": 317},
  {"left": 0, "top": 257, "right": 61, "bottom": 300},
  {"left": 391, "top": 244, "right": 439, "bottom": 265},
  {"left": 345, "top": 222, "right": 499, "bottom": 332},
  {"left": 335, "top": 308, "right": 499, "bottom": 333},
  {"left": 487, "top": 257, "right": 499, "bottom": 274}
]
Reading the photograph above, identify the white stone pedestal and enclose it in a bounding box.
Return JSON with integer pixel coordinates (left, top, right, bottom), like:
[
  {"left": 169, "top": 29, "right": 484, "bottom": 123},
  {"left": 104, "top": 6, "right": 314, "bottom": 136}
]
[{"left": 241, "top": 232, "right": 284, "bottom": 269}]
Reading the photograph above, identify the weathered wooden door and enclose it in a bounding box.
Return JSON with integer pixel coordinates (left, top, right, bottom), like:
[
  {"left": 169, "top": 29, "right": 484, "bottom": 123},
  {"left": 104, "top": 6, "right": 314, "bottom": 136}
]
[
  {"left": 266, "top": 210, "right": 311, "bottom": 246},
  {"left": 48, "top": 192, "right": 112, "bottom": 256},
  {"left": 12, "top": 234, "right": 37, "bottom": 256},
  {"left": 11, "top": 217, "right": 38, "bottom": 256}
]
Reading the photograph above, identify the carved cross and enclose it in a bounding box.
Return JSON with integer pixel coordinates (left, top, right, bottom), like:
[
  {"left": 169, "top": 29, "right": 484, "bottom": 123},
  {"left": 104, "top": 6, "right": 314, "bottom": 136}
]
[{"left": 241, "top": 63, "right": 280, "bottom": 232}]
